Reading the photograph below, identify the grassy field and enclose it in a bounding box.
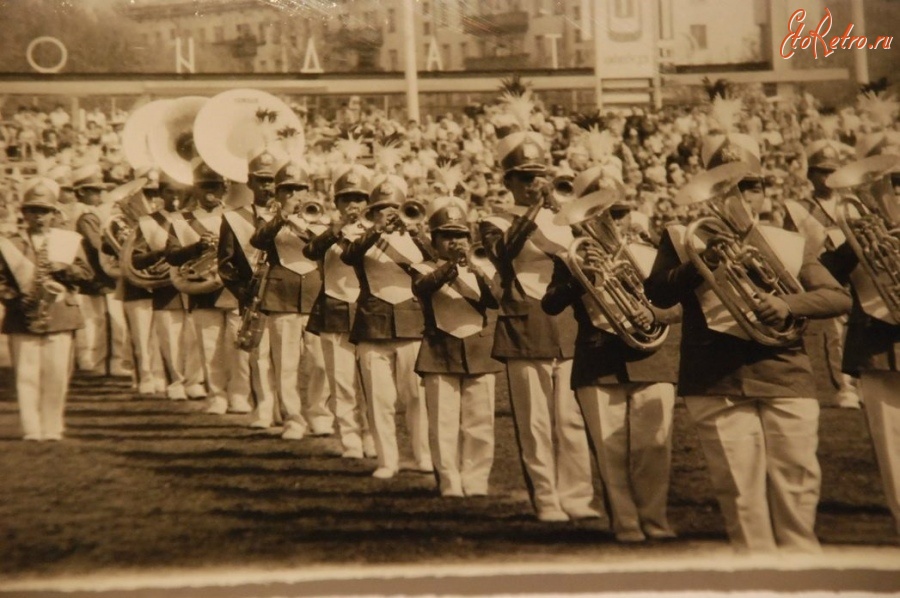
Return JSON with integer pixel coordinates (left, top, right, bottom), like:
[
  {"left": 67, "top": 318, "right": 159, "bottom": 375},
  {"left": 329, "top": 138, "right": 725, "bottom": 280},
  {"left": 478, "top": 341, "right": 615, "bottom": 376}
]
[{"left": 0, "top": 359, "right": 896, "bottom": 583}]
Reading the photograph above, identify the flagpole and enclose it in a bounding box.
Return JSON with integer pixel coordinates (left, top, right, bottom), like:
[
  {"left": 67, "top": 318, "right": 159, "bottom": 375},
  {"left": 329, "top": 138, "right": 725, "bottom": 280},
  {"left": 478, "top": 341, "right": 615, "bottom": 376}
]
[{"left": 402, "top": 0, "right": 421, "bottom": 123}]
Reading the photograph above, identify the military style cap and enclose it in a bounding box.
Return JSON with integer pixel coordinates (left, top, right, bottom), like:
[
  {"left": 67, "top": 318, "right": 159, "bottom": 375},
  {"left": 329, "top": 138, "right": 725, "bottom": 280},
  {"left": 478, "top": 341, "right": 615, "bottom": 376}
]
[
  {"left": 427, "top": 196, "right": 470, "bottom": 234},
  {"left": 702, "top": 134, "right": 762, "bottom": 173},
  {"left": 805, "top": 140, "right": 855, "bottom": 171},
  {"left": 247, "top": 149, "right": 280, "bottom": 178},
  {"left": 368, "top": 174, "right": 407, "bottom": 208},
  {"left": 497, "top": 131, "right": 549, "bottom": 175},
  {"left": 333, "top": 165, "right": 373, "bottom": 198},
  {"left": 72, "top": 163, "right": 109, "bottom": 190},
  {"left": 22, "top": 177, "right": 61, "bottom": 211},
  {"left": 275, "top": 161, "right": 311, "bottom": 189},
  {"left": 192, "top": 159, "right": 225, "bottom": 185}
]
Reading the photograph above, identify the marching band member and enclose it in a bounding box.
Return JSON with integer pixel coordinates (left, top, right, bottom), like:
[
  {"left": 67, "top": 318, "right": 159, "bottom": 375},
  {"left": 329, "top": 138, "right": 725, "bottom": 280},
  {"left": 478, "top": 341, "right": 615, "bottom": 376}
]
[
  {"left": 129, "top": 172, "right": 206, "bottom": 401},
  {"left": 341, "top": 174, "right": 432, "bottom": 478},
  {"left": 478, "top": 131, "right": 599, "bottom": 523},
  {"left": 784, "top": 135, "right": 861, "bottom": 408},
  {"left": 248, "top": 160, "right": 329, "bottom": 440},
  {"left": 644, "top": 99, "right": 852, "bottom": 552},
  {"left": 165, "top": 160, "right": 252, "bottom": 416},
  {"left": 218, "top": 149, "right": 281, "bottom": 430},
  {"left": 304, "top": 165, "right": 376, "bottom": 459},
  {"left": 544, "top": 166, "right": 679, "bottom": 542},
  {"left": 0, "top": 178, "right": 94, "bottom": 440},
  {"left": 820, "top": 135, "right": 900, "bottom": 538},
  {"left": 411, "top": 195, "right": 503, "bottom": 497},
  {"left": 70, "top": 163, "right": 123, "bottom": 377}
]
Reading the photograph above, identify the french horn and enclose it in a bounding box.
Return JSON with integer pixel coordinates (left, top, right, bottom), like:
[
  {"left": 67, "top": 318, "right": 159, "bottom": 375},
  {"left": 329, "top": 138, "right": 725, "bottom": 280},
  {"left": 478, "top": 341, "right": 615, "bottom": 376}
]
[
  {"left": 828, "top": 154, "right": 900, "bottom": 323},
  {"left": 676, "top": 161, "right": 808, "bottom": 347}
]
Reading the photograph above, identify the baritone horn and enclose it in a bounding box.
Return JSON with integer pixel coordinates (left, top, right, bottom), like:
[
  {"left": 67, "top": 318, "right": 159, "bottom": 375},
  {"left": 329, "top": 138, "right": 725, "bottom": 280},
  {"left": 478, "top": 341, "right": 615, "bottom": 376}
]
[
  {"left": 564, "top": 195, "right": 669, "bottom": 352},
  {"left": 170, "top": 237, "right": 223, "bottom": 295},
  {"left": 677, "top": 161, "right": 808, "bottom": 347},
  {"left": 828, "top": 154, "right": 900, "bottom": 322}
]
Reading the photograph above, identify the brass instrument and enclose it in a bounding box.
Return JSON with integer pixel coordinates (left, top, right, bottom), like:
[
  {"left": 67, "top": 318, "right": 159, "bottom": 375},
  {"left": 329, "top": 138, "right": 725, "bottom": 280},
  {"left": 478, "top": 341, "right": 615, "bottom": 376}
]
[
  {"left": 295, "top": 200, "right": 325, "bottom": 222},
  {"left": 120, "top": 228, "right": 172, "bottom": 290},
  {"left": 829, "top": 154, "right": 900, "bottom": 322},
  {"left": 565, "top": 208, "right": 669, "bottom": 352},
  {"left": 99, "top": 214, "right": 131, "bottom": 278},
  {"left": 235, "top": 249, "right": 270, "bottom": 352},
  {"left": 170, "top": 238, "right": 223, "bottom": 295},
  {"left": 678, "top": 162, "right": 808, "bottom": 347},
  {"left": 361, "top": 200, "right": 426, "bottom": 232}
]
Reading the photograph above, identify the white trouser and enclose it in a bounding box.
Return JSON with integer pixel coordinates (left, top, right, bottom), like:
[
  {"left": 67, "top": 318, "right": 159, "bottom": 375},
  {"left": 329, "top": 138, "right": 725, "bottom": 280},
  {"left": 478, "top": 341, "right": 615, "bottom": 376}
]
[
  {"left": 192, "top": 308, "right": 251, "bottom": 407},
  {"left": 250, "top": 323, "right": 279, "bottom": 426},
  {"left": 74, "top": 294, "right": 107, "bottom": 373},
  {"left": 859, "top": 371, "right": 900, "bottom": 537},
  {"left": 10, "top": 332, "right": 73, "bottom": 440},
  {"left": 577, "top": 382, "right": 675, "bottom": 536},
  {"left": 267, "top": 313, "right": 306, "bottom": 427},
  {"left": 123, "top": 299, "right": 165, "bottom": 393},
  {"left": 684, "top": 395, "right": 821, "bottom": 553},
  {"left": 320, "top": 331, "right": 370, "bottom": 451},
  {"left": 298, "top": 314, "right": 332, "bottom": 433},
  {"left": 105, "top": 294, "right": 133, "bottom": 373},
  {"left": 424, "top": 372, "right": 496, "bottom": 496},
  {"left": 506, "top": 358, "right": 594, "bottom": 516},
  {"left": 357, "top": 340, "right": 430, "bottom": 472},
  {"left": 181, "top": 309, "right": 204, "bottom": 389},
  {"left": 154, "top": 309, "right": 204, "bottom": 395}
]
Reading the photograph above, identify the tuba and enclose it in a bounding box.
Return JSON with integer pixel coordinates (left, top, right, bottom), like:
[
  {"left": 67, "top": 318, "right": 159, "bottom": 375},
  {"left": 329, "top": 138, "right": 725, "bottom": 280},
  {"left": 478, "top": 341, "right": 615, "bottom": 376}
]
[
  {"left": 98, "top": 178, "right": 148, "bottom": 278},
  {"left": 562, "top": 191, "right": 669, "bottom": 352},
  {"left": 120, "top": 229, "right": 171, "bottom": 289},
  {"left": 677, "top": 162, "right": 808, "bottom": 347},
  {"left": 828, "top": 154, "right": 900, "bottom": 322}
]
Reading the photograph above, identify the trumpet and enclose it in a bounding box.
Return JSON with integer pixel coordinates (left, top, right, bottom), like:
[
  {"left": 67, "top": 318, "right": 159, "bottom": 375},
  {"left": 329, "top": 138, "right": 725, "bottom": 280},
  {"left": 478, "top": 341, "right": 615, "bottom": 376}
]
[
  {"left": 362, "top": 200, "right": 427, "bottom": 232},
  {"left": 294, "top": 200, "right": 325, "bottom": 222}
]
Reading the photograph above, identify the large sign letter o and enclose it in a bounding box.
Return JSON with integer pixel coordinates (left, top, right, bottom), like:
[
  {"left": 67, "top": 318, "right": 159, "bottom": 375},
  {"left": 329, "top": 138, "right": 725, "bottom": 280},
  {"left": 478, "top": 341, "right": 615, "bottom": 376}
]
[{"left": 26, "top": 37, "right": 68, "bottom": 74}]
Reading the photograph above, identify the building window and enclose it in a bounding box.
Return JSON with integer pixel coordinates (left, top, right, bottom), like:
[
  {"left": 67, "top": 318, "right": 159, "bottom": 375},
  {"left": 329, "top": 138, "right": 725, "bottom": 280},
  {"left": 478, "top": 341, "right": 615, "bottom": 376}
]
[
  {"left": 574, "top": 49, "right": 583, "bottom": 66},
  {"left": 442, "top": 43, "right": 450, "bottom": 66},
  {"left": 258, "top": 22, "right": 267, "bottom": 43},
  {"left": 274, "top": 58, "right": 282, "bottom": 72},
  {"left": 690, "top": 24, "right": 707, "bottom": 50},
  {"left": 424, "top": 21, "right": 431, "bottom": 35},
  {"left": 422, "top": 2, "right": 430, "bottom": 16},
  {"left": 388, "top": 8, "right": 396, "bottom": 32},
  {"left": 214, "top": 26, "right": 224, "bottom": 42},
  {"left": 459, "top": 41, "right": 467, "bottom": 58},
  {"left": 553, "top": 0, "right": 563, "bottom": 15},
  {"left": 573, "top": 5, "right": 580, "bottom": 20},
  {"left": 389, "top": 49, "right": 398, "bottom": 70},
  {"left": 534, "top": 0, "right": 542, "bottom": 15}
]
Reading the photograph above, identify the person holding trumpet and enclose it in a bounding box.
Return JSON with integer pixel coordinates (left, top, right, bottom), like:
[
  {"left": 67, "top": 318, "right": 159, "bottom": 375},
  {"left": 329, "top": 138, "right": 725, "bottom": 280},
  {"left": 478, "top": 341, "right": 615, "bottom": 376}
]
[
  {"left": 341, "top": 174, "right": 433, "bottom": 479},
  {"left": 0, "top": 178, "right": 94, "bottom": 441},
  {"left": 543, "top": 165, "right": 680, "bottom": 542},
  {"left": 411, "top": 195, "right": 503, "bottom": 497}
]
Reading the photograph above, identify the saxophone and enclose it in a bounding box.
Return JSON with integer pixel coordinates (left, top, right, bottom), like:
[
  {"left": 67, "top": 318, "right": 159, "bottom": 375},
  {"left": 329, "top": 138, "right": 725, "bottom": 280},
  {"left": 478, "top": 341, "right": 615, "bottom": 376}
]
[
  {"left": 235, "top": 248, "right": 270, "bottom": 352},
  {"left": 23, "top": 240, "right": 66, "bottom": 334}
]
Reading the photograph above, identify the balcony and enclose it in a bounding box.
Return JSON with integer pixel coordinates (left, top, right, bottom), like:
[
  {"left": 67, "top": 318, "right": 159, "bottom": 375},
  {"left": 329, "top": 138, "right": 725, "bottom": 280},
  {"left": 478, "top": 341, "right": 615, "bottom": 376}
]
[
  {"left": 464, "top": 54, "right": 531, "bottom": 71},
  {"left": 462, "top": 11, "right": 529, "bottom": 36}
]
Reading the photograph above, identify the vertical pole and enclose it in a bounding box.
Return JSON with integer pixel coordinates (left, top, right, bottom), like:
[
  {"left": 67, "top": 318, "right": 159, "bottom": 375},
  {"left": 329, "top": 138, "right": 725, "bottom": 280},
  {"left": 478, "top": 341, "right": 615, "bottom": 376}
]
[
  {"left": 651, "top": 0, "right": 662, "bottom": 109},
  {"left": 593, "top": 0, "right": 603, "bottom": 111},
  {"left": 402, "top": 0, "right": 420, "bottom": 123},
  {"left": 850, "top": 0, "right": 869, "bottom": 84}
]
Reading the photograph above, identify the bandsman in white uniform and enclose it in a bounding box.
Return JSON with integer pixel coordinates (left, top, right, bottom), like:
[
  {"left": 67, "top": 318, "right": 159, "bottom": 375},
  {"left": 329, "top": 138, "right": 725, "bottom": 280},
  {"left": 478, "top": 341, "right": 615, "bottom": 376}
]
[{"left": 0, "top": 178, "right": 94, "bottom": 440}]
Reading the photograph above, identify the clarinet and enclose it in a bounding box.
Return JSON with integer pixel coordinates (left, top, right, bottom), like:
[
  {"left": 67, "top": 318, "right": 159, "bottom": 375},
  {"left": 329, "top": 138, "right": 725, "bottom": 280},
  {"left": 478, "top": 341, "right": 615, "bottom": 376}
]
[{"left": 235, "top": 248, "right": 270, "bottom": 352}]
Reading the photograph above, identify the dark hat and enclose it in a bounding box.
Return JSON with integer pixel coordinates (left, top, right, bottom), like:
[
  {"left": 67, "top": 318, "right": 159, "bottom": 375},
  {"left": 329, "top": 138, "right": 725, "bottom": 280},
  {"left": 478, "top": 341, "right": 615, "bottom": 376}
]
[
  {"left": 333, "top": 165, "right": 372, "bottom": 198},
  {"left": 498, "top": 132, "right": 549, "bottom": 175},
  {"left": 22, "top": 177, "right": 61, "bottom": 211},
  {"left": 275, "top": 161, "right": 311, "bottom": 189},
  {"left": 192, "top": 159, "right": 225, "bottom": 185},
  {"left": 248, "top": 149, "right": 280, "bottom": 177},
  {"left": 368, "top": 174, "right": 407, "bottom": 208},
  {"left": 427, "top": 196, "right": 470, "bottom": 234}
]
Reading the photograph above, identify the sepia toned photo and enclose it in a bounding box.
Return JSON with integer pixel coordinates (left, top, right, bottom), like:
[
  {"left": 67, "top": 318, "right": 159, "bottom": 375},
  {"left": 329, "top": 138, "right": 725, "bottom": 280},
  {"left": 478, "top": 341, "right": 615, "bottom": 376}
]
[{"left": 0, "top": 1, "right": 898, "bottom": 596}]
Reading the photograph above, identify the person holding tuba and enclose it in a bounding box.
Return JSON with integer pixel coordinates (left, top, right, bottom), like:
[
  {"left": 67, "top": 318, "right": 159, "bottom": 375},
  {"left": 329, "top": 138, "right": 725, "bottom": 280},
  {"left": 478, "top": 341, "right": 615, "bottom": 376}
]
[
  {"left": 478, "top": 130, "right": 600, "bottom": 523},
  {"left": 165, "top": 160, "right": 252, "bottom": 416},
  {"left": 341, "top": 174, "right": 433, "bottom": 479},
  {"left": 543, "top": 165, "right": 680, "bottom": 542},
  {"left": 0, "top": 178, "right": 94, "bottom": 441},
  {"left": 820, "top": 147, "right": 900, "bottom": 540},
  {"left": 411, "top": 195, "right": 503, "bottom": 497},
  {"left": 644, "top": 113, "right": 852, "bottom": 552},
  {"left": 783, "top": 135, "right": 861, "bottom": 409},
  {"left": 248, "top": 160, "right": 331, "bottom": 440},
  {"left": 129, "top": 171, "right": 206, "bottom": 401},
  {"left": 303, "top": 165, "right": 377, "bottom": 460}
]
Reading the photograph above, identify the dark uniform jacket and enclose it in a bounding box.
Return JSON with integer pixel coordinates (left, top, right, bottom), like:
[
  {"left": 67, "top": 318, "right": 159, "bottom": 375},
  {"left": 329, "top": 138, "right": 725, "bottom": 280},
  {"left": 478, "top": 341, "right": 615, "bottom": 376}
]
[
  {"left": 820, "top": 242, "right": 900, "bottom": 375},
  {"left": 165, "top": 209, "right": 232, "bottom": 312},
  {"left": 644, "top": 229, "right": 851, "bottom": 398},
  {"left": 341, "top": 227, "right": 430, "bottom": 343},
  {"left": 478, "top": 213, "right": 577, "bottom": 360},
  {"left": 74, "top": 210, "right": 116, "bottom": 295},
  {"left": 218, "top": 205, "right": 264, "bottom": 311},
  {"left": 250, "top": 214, "right": 322, "bottom": 315},
  {"left": 303, "top": 228, "right": 355, "bottom": 335},
  {"left": 412, "top": 259, "right": 503, "bottom": 376},
  {"left": 130, "top": 211, "right": 182, "bottom": 311},
  {"left": 542, "top": 256, "right": 679, "bottom": 389},
  {"left": 0, "top": 229, "right": 93, "bottom": 334}
]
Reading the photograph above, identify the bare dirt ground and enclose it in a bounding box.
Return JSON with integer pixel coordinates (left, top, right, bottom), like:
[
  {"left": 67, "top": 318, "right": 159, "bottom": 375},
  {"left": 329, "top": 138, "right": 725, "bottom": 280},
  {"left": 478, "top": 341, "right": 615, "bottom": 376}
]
[{"left": 0, "top": 360, "right": 898, "bottom": 595}]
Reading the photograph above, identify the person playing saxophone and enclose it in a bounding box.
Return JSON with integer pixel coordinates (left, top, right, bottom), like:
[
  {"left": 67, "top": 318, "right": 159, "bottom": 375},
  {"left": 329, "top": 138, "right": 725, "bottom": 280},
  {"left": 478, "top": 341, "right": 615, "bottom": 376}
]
[{"left": 0, "top": 178, "right": 94, "bottom": 441}]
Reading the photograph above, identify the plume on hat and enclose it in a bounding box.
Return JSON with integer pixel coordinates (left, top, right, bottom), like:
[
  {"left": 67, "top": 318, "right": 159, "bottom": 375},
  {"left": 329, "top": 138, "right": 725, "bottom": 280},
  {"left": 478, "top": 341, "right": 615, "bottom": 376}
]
[
  {"left": 432, "top": 161, "right": 466, "bottom": 197},
  {"left": 860, "top": 77, "right": 890, "bottom": 96},
  {"left": 709, "top": 96, "right": 743, "bottom": 134},
  {"left": 335, "top": 134, "right": 367, "bottom": 163},
  {"left": 373, "top": 141, "right": 403, "bottom": 174},
  {"left": 492, "top": 74, "right": 536, "bottom": 140},
  {"left": 702, "top": 77, "right": 731, "bottom": 101},
  {"left": 498, "top": 73, "right": 530, "bottom": 97},
  {"left": 858, "top": 91, "right": 899, "bottom": 128},
  {"left": 818, "top": 114, "right": 840, "bottom": 140}
]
